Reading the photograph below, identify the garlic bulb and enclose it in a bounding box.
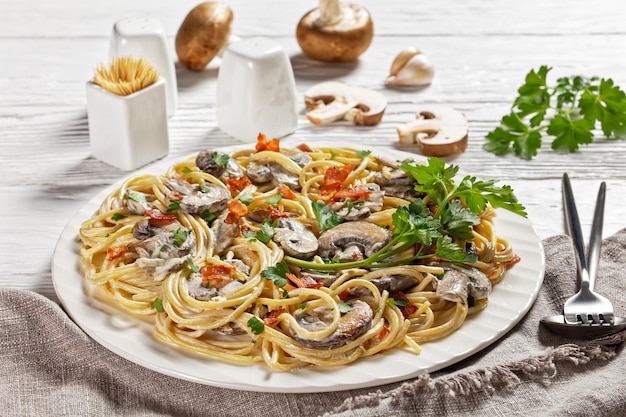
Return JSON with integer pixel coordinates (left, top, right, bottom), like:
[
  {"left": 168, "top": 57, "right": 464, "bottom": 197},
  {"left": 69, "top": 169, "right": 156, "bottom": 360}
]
[{"left": 386, "top": 47, "right": 434, "bottom": 87}]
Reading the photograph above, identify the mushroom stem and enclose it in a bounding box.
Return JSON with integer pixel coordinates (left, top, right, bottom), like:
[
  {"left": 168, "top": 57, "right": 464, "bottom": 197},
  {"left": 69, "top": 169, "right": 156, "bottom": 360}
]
[{"left": 319, "top": 0, "right": 342, "bottom": 25}]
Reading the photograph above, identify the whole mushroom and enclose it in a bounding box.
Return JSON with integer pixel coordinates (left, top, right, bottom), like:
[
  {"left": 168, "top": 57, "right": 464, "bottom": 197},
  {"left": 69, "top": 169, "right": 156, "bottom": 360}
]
[
  {"left": 296, "top": 0, "right": 374, "bottom": 62},
  {"left": 175, "top": 2, "right": 234, "bottom": 71}
]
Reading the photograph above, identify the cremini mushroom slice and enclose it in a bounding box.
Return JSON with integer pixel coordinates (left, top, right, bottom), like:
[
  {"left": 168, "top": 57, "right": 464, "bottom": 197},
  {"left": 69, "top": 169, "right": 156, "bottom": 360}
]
[
  {"left": 304, "top": 81, "right": 387, "bottom": 126},
  {"left": 296, "top": 0, "right": 374, "bottom": 62},
  {"left": 386, "top": 47, "right": 435, "bottom": 87},
  {"left": 397, "top": 106, "right": 469, "bottom": 157},
  {"left": 175, "top": 2, "right": 234, "bottom": 71}
]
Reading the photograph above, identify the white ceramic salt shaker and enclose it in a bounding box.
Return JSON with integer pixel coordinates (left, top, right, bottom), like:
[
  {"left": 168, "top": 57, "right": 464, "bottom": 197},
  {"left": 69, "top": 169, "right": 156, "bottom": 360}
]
[
  {"left": 85, "top": 79, "right": 169, "bottom": 171},
  {"left": 217, "top": 37, "right": 298, "bottom": 142},
  {"left": 110, "top": 17, "right": 177, "bottom": 117}
]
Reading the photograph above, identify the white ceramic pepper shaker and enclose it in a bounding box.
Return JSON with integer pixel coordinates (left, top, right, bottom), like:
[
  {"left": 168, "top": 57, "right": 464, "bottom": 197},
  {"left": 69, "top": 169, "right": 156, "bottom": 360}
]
[
  {"left": 217, "top": 37, "right": 298, "bottom": 142},
  {"left": 110, "top": 17, "right": 178, "bottom": 117}
]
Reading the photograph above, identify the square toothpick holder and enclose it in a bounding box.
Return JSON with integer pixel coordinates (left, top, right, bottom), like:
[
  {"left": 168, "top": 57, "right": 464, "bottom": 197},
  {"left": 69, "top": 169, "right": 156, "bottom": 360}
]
[{"left": 85, "top": 78, "right": 169, "bottom": 171}]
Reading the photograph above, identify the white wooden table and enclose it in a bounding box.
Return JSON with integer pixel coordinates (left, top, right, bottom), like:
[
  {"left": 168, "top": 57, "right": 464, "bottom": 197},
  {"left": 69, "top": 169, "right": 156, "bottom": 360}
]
[{"left": 1, "top": 0, "right": 625, "bottom": 302}]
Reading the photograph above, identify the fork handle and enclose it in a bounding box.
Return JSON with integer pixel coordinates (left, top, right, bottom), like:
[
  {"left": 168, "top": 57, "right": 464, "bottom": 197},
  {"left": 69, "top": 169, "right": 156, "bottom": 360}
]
[
  {"left": 562, "top": 174, "right": 590, "bottom": 289},
  {"left": 587, "top": 182, "right": 606, "bottom": 290}
]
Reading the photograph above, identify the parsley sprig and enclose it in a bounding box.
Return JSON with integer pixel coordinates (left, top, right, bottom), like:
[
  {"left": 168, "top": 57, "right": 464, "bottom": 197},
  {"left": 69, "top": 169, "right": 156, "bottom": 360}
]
[
  {"left": 484, "top": 65, "right": 626, "bottom": 159},
  {"left": 284, "top": 157, "right": 526, "bottom": 271}
]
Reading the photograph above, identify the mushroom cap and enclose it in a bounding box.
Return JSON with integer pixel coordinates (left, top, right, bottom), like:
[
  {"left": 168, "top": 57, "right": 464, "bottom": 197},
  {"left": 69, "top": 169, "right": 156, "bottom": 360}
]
[
  {"left": 296, "top": 3, "right": 374, "bottom": 62},
  {"left": 175, "top": 2, "right": 234, "bottom": 71},
  {"left": 317, "top": 221, "right": 391, "bottom": 260},
  {"left": 304, "top": 81, "right": 387, "bottom": 126},
  {"left": 396, "top": 106, "right": 469, "bottom": 157}
]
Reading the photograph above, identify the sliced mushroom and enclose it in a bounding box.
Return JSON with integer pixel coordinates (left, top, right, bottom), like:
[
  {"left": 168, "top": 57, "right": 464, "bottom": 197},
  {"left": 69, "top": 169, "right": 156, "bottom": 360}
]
[
  {"left": 372, "top": 167, "right": 424, "bottom": 200},
  {"left": 435, "top": 267, "right": 492, "bottom": 304},
  {"left": 397, "top": 106, "right": 469, "bottom": 157},
  {"left": 195, "top": 150, "right": 243, "bottom": 179},
  {"left": 304, "top": 81, "right": 387, "bottom": 126},
  {"left": 125, "top": 190, "right": 153, "bottom": 215},
  {"left": 317, "top": 221, "right": 391, "bottom": 262},
  {"left": 272, "top": 218, "right": 319, "bottom": 259},
  {"left": 185, "top": 273, "right": 244, "bottom": 301},
  {"left": 246, "top": 160, "right": 300, "bottom": 190},
  {"left": 328, "top": 184, "right": 384, "bottom": 221},
  {"left": 210, "top": 210, "right": 239, "bottom": 255},
  {"left": 351, "top": 273, "right": 419, "bottom": 298},
  {"left": 164, "top": 178, "right": 230, "bottom": 214},
  {"left": 135, "top": 257, "right": 187, "bottom": 281},
  {"left": 386, "top": 47, "right": 435, "bottom": 87},
  {"left": 134, "top": 224, "right": 196, "bottom": 259},
  {"left": 290, "top": 299, "right": 373, "bottom": 349},
  {"left": 296, "top": 0, "right": 374, "bottom": 62}
]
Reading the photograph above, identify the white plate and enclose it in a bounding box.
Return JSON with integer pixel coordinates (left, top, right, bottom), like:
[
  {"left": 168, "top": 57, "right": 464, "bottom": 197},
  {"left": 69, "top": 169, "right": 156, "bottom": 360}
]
[{"left": 51, "top": 140, "right": 545, "bottom": 393}]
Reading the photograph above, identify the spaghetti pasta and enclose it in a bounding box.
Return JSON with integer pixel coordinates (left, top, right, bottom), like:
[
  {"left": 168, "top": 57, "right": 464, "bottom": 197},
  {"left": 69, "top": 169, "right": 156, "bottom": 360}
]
[{"left": 79, "top": 135, "right": 522, "bottom": 371}]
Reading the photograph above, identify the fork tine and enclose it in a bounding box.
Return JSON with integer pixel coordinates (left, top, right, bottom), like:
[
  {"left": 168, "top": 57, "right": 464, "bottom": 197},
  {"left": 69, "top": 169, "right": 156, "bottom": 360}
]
[{"left": 587, "top": 182, "right": 606, "bottom": 290}]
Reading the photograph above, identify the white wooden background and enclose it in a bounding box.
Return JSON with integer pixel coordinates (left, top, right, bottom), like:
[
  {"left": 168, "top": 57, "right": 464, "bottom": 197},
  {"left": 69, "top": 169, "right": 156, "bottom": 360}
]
[{"left": 1, "top": 0, "right": 625, "bottom": 302}]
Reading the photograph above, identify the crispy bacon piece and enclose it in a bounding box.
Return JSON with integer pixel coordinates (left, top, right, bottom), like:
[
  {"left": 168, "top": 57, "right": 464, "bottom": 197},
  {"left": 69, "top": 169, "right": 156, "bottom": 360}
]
[
  {"left": 320, "top": 165, "right": 354, "bottom": 194},
  {"left": 390, "top": 291, "right": 418, "bottom": 319},
  {"left": 200, "top": 264, "right": 236, "bottom": 288},
  {"left": 378, "top": 326, "right": 390, "bottom": 341},
  {"left": 286, "top": 273, "right": 324, "bottom": 289},
  {"left": 268, "top": 205, "right": 289, "bottom": 220},
  {"left": 106, "top": 245, "right": 129, "bottom": 261},
  {"left": 263, "top": 308, "right": 286, "bottom": 326},
  {"left": 332, "top": 186, "right": 372, "bottom": 202},
  {"left": 224, "top": 176, "right": 252, "bottom": 193},
  {"left": 168, "top": 192, "right": 184, "bottom": 202},
  {"left": 504, "top": 255, "right": 521, "bottom": 269},
  {"left": 144, "top": 209, "right": 177, "bottom": 227},
  {"left": 255, "top": 133, "right": 280, "bottom": 152},
  {"left": 225, "top": 199, "right": 249, "bottom": 224},
  {"left": 278, "top": 184, "right": 296, "bottom": 200},
  {"left": 296, "top": 143, "right": 313, "bottom": 152}
]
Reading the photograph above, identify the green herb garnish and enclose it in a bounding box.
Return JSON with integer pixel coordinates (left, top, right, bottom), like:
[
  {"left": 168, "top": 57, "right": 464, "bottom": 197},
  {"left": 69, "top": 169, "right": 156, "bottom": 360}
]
[
  {"left": 484, "top": 65, "right": 626, "bottom": 159},
  {"left": 356, "top": 149, "right": 371, "bottom": 158},
  {"left": 284, "top": 157, "right": 525, "bottom": 271},
  {"left": 238, "top": 193, "right": 253, "bottom": 205},
  {"left": 152, "top": 297, "right": 164, "bottom": 312},
  {"left": 167, "top": 201, "right": 180, "bottom": 212},
  {"left": 247, "top": 316, "right": 265, "bottom": 335},
  {"left": 311, "top": 200, "right": 343, "bottom": 233},
  {"left": 213, "top": 152, "right": 230, "bottom": 167},
  {"left": 260, "top": 262, "right": 290, "bottom": 288},
  {"left": 387, "top": 298, "right": 409, "bottom": 307},
  {"left": 111, "top": 213, "right": 126, "bottom": 221},
  {"left": 266, "top": 194, "right": 282, "bottom": 207},
  {"left": 182, "top": 166, "right": 193, "bottom": 173},
  {"left": 185, "top": 257, "right": 200, "bottom": 273},
  {"left": 243, "top": 220, "right": 275, "bottom": 244},
  {"left": 172, "top": 229, "right": 188, "bottom": 248},
  {"left": 337, "top": 301, "right": 352, "bottom": 313}
]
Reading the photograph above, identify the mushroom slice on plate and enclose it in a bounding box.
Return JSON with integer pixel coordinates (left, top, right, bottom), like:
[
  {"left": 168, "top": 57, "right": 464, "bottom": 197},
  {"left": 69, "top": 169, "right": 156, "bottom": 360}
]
[
  {"left": 296, "top": 0, "right": 374, "bottom": 62},
  {"left": 317, "top": 221, "right": 391, "bottom": 262},
  {"left": 290, "top": 299, "right": 373, "bottom": 349},
  {"left": 435, "top": 267, "right": 492, "bottom": 304},
  {"left": 397, "top": 106, "right": 469, "bottom": 157},
  {"left": 305, "top": 81, "right": 387, "bottom": 126},
  {"left": 272, "top": 218, "right": 319, "bottom": 259}
]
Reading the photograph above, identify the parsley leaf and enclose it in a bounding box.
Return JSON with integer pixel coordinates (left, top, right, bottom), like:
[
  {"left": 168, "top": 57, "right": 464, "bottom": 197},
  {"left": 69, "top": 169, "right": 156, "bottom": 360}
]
[
  {"left": 185, "top": 257, "right": 200, "bottom": 273},
  {"left": 167, "top": 201, "right": 180, "bottom": 212},
  {"left": 243, "top": 220, "right": 275, "bottom": 244},
  {"left": 111, "top": 213, "right": 126, "bottom": 221},
  {"left": 126, "top": 191, "right": 147, "bottom": 204},
  {"left": 213, "top": 152, "right": 230, "bottom": 167},
  {"left": 260, "top": 262, "right": 290, "bottom": 288},
  {"left": 311, "top": 200, "right": 343, "bottom": 233},
  {"left": 172, "top": 229, "right": 188, "bottom": 248},
  {"left": 356, "top": 149, "right": 371, "bottom": 158},
  {"left": 238, "top": 193, "right": 253, "bottom": 205},
  {"left": 266, "top": 194, "right": 282, "bottom": 207},
  {"left": 199, "top": 209, "right": 215, "bottom": 224},
  {"left": 152, "top": 297, "right": 164, "bottom": 312},
  {"left": 337, "top": 301, "right": 352, "bottom": 314},
  {"left": 485, "top": 65, "right": 626, "bottom": 159},
  {"left": 247, "top": 316, "right": 265, "bottom": 335},
  {"left": 387, "top": 297, "right": 409, "bottom": 307}
]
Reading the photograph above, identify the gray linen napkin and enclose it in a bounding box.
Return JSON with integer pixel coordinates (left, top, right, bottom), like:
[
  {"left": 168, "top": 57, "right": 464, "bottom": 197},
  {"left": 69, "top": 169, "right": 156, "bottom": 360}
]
[{"left": 1, "top": 230, "right": 625, "bottom": 417}]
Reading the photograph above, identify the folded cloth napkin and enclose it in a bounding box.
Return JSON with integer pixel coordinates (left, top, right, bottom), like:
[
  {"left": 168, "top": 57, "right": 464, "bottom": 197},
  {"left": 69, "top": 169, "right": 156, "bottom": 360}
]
[{"left": 1, "top": 230, "right": 625, "bottom": 417}]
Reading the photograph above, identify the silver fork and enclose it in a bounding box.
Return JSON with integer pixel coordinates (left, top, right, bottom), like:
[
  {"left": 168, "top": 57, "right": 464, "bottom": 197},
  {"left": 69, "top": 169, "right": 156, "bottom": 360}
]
[{"left": 562, "top": 173, "right": 614, "bottom": 325}]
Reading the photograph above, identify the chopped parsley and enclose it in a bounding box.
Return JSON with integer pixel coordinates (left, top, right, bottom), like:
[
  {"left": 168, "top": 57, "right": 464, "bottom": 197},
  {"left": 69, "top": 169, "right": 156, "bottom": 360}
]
[
  {"left": 356, "top": 149, "right": 372, "bottom": 158},
  {"left": 172, "top": 229, "right": 188, "bottom": 248},
  {"left": 247, "top": 316, "right": 265, "bottom": 335},
  {"left": 311, "top": 200, "right": 343, "bottom": 233},
  {"left": 213, "top": 152, "right": 230, "bottom": 167},
  {"left": 111, "top": 213, "right": 126, "bottom": 221},
  {"left": 152, "top": 297, "right": 164, "bottom": 312},
  {"left": 260, "top": 262, "right": 290, "bottom": 288},
  {"left": 242, "top": 220, "right": 275, "bottom": 244},
  {"left": 199, "top": 209, "right": 215, "bottom": 224},
  {"left": 167, "top": 201, "right": 180, "bottom": 212},
  {"left": 266, "top": 194, "right": 282, "bottom": 207},
  {"left": 238, "top": 193, "right": 253, "bottom": 205}
]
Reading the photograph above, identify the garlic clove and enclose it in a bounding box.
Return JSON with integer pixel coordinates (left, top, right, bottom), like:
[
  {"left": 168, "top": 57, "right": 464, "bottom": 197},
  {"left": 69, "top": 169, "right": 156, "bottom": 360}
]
[{"left": 386, "top": 48, "right": 435, "bottom": 87}]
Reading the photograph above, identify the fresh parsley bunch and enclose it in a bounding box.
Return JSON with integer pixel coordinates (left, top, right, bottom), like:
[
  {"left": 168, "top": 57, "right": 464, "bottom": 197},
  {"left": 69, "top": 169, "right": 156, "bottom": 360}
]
[{"left": 484, "top": 65, "right": 626, "bottom": 159}]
